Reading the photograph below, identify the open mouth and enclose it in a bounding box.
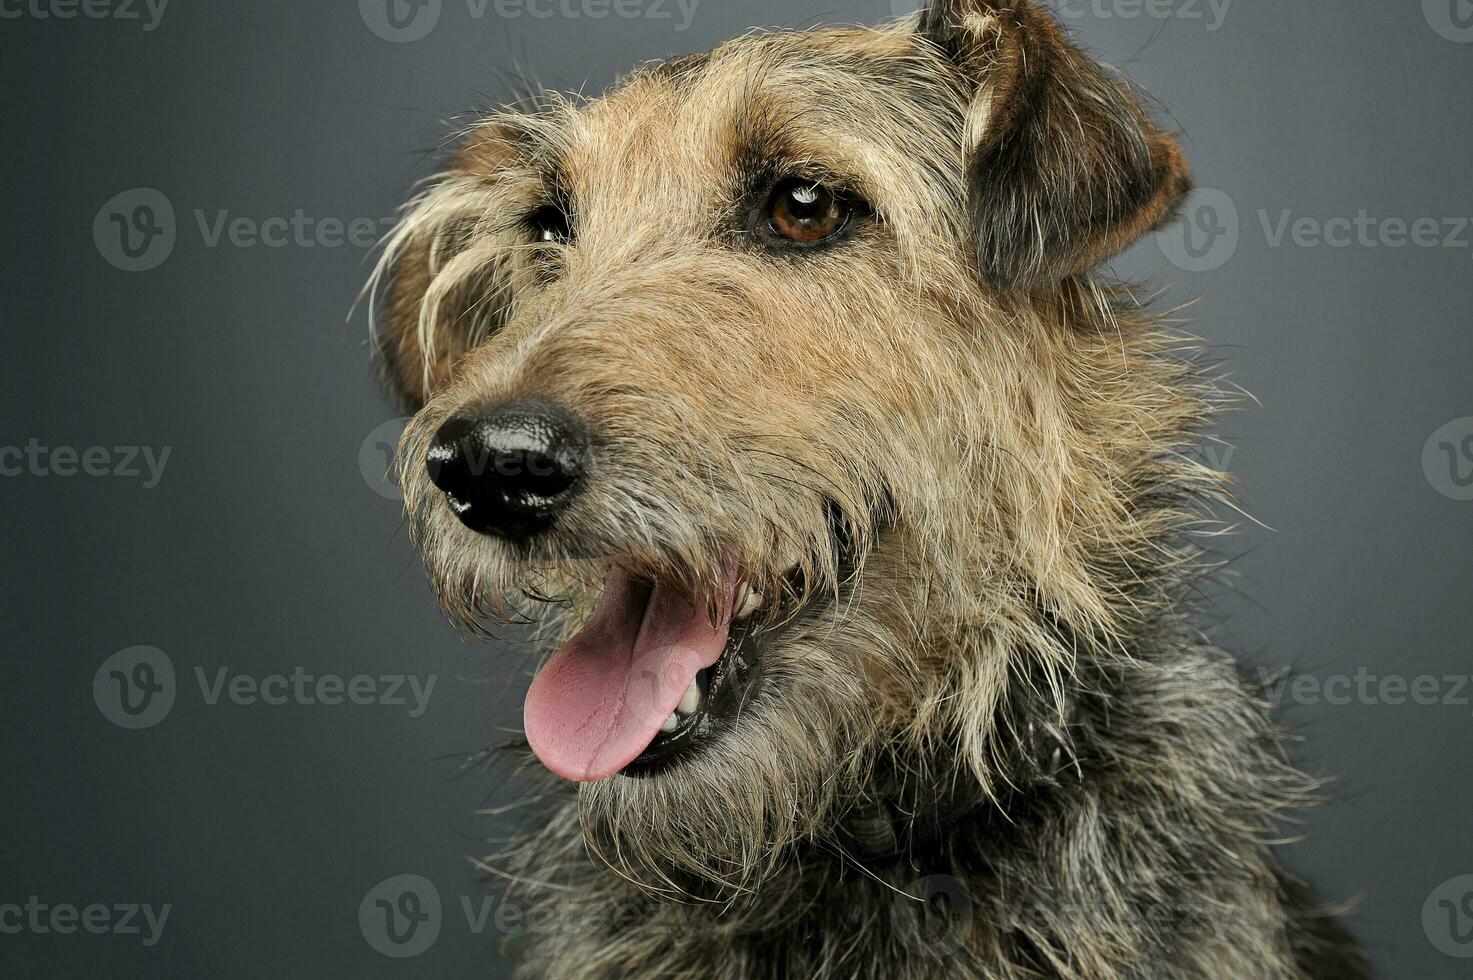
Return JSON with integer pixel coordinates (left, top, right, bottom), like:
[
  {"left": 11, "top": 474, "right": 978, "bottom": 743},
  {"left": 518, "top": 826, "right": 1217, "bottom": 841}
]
[{"left": 522, "top": 562, "right": 804, "bottom": 782}]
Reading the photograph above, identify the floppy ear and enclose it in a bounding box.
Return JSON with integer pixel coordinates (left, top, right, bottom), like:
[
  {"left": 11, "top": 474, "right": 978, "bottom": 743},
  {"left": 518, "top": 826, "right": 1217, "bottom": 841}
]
[
  {"left": 919, "top": 0, "right": 1191, "bottom": 292},
  {"left": 370, "top": 125, "right": 537, "bottom": 409}
]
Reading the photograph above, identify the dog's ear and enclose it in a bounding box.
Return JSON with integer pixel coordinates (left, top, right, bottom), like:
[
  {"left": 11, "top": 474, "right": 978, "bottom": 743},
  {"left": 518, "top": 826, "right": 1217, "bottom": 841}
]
[
  {"left": 919, "top": 0, "right": 1191, "bottom": 292},
  {"left": 370, "top": 125, "right": 535, "bottom": 410}
]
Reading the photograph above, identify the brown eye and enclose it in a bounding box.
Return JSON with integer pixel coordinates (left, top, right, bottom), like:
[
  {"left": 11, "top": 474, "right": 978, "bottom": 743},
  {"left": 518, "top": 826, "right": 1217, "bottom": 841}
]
[
  {"left": 766, "top": 179, "right": 855, "bottom": 245},
  {"left": 528, "top": 205, "right": 572, "bottom": 245}
]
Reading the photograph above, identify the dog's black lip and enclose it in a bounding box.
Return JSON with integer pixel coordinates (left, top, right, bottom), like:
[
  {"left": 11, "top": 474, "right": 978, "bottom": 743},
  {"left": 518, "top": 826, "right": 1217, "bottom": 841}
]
[
  {"left": 617, "top": 612, "right": 775, "bottom": 779},
  {"left": 617, "top": 562, "right": 839, "bottom": 779},
  {"left": 614, "top": 501, "right": 876, "bottom": 778}
]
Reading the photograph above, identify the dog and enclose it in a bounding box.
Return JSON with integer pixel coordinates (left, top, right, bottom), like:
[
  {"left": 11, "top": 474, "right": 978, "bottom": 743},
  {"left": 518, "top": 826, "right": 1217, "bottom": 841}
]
[{"left": 369, "top": 1, "right": 1372, "bottom": 976}]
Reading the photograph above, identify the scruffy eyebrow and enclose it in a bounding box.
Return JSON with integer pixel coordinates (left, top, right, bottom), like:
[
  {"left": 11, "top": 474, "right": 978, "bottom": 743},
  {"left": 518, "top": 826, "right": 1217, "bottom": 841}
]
[
  {"left": 455, "top": 108, "right": 574, "bottom": 182},
  {"left": 726, "top": 95, "right": 885, "bottom": 202}
]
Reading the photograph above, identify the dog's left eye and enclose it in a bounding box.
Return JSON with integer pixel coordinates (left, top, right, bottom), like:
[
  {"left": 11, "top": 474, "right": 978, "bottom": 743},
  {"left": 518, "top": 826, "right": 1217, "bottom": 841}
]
[
  {"left": 765, "top": 179, "right": 861, "bottom": 246},
  {"left": 528, "top": 205, "right": 573, "bottom": 245}
]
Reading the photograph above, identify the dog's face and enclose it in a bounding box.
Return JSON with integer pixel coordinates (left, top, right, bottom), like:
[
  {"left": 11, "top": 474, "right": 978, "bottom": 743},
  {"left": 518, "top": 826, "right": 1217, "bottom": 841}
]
[{"left": 376, "top": 0, "right": 1189, "bottom": 896}]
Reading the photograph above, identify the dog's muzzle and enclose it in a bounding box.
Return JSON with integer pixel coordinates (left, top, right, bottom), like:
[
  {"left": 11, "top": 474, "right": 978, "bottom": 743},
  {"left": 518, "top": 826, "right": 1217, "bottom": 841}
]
[{"left": 426, "top": 400, "right": 588, "bottom": 541}]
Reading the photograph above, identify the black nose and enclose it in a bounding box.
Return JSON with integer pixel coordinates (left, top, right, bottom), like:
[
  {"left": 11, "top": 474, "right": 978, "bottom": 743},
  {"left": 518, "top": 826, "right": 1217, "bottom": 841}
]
[{"left": 426, "top": 401, "right": 588, "bottom": 540}]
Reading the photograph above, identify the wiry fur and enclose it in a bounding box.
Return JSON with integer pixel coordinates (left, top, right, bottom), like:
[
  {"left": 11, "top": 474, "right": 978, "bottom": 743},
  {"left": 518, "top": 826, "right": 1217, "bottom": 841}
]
[{"left": 369, "top": 2, "right": 1370, "bottom": 976}]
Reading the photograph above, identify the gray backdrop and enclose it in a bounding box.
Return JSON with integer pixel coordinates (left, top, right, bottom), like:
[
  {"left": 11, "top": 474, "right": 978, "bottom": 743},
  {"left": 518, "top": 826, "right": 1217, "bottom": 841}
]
[{"left": 2, "top": 1, "right": 1470, "bottom": 976}]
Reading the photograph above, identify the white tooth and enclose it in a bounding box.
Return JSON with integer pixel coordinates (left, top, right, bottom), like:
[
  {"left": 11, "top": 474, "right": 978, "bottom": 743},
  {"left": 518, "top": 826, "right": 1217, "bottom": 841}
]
[
  {"left": 735, "top": 584, "right": 764, "bottom": 620},
  {"left": 678, "top": 680, "right": 700, "bottom": 716},
  {"left": 660, "top": 712, "right": 679, "bottom": 733}
]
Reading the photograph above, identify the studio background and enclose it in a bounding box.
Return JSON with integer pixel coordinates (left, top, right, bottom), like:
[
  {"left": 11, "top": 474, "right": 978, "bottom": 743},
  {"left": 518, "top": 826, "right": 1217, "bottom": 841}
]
[{"left": 2, "top": 1, "right": 1470, "bottom": 976}]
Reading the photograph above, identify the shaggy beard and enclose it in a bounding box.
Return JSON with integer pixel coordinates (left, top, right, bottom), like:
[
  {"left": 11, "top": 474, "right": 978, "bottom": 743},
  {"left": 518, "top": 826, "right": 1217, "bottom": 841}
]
[{"left": 576, "top": 637, "right": 872, "bottom": 902}]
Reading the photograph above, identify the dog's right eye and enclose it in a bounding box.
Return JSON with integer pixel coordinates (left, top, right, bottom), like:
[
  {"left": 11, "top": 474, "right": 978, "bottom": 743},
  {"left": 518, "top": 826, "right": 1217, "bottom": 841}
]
[
  {"left": 527, "top": 205, "right": 573, "bottom": 245},
  {"left": 759, "top": 177, "right": 868, "bottom": 250}
]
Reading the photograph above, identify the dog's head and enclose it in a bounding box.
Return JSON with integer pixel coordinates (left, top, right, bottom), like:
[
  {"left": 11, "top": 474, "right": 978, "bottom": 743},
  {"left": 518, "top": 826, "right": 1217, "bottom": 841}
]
[{"left": 374, "top": 0, "right": 1192, "bottom": 896}]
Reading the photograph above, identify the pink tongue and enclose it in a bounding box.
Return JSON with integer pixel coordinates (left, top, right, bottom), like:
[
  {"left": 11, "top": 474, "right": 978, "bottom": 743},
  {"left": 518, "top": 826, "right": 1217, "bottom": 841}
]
[{"left": 523, "top": 568, "right": 737, "bottom": 782}]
